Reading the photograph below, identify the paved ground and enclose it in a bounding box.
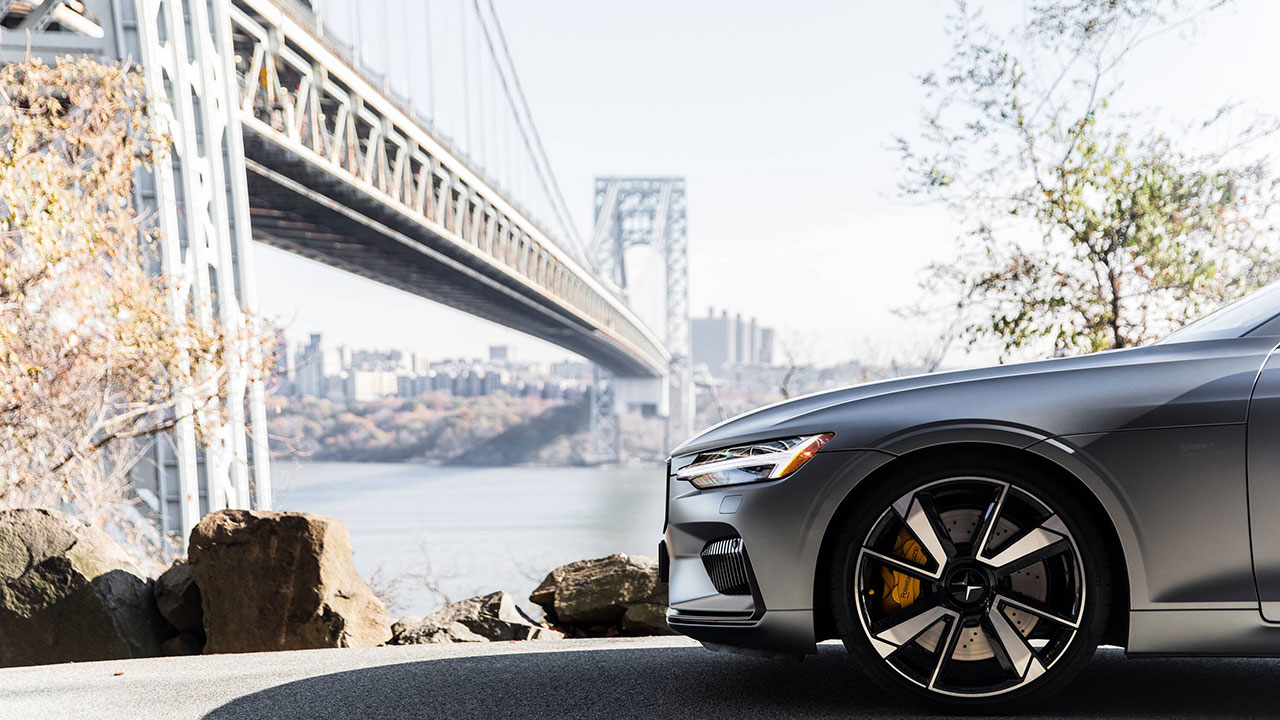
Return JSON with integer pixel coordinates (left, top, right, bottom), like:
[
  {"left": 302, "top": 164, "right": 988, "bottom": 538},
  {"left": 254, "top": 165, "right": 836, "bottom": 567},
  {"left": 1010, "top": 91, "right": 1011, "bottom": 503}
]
[{"left": 5, "top": 638, "right": 1280, "bottom": 719}]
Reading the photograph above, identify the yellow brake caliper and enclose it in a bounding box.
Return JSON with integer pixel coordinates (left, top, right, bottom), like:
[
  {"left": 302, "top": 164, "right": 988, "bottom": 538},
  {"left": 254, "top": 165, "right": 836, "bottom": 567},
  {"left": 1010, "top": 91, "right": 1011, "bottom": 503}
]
[{"left": 881, "top": 528, "right": 927, "bottom": 613}]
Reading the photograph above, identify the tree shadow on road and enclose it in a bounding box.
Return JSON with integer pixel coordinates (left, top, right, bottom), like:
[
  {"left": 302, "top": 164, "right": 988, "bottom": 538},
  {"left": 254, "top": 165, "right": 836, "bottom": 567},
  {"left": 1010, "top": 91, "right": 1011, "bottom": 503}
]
[{"left": 202, "top": 645, "right": 1280, "bottom": 719}]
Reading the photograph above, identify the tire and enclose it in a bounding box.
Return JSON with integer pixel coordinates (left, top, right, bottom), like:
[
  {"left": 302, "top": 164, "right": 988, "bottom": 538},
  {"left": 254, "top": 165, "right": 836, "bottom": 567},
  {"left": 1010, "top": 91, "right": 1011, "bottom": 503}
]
[{"left": 828, "top": 454, "right": 1112, "bottom": 713}]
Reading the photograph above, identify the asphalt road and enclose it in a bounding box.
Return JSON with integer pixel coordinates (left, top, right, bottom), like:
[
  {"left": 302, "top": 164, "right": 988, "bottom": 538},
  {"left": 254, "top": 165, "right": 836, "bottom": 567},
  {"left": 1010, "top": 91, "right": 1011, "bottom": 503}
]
[{"left": 4, "top": 637, "right": 1280, "bottom": 719}]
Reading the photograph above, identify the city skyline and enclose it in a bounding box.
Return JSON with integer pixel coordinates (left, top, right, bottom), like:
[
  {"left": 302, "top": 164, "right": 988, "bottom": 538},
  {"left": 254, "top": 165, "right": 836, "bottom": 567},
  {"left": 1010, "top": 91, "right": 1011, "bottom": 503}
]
[
  {"left": 273, "top": 301, "right": 786, "bottom": 406},
  {"left": 276, "top": 330, "right": 594, "bottom": 404}
]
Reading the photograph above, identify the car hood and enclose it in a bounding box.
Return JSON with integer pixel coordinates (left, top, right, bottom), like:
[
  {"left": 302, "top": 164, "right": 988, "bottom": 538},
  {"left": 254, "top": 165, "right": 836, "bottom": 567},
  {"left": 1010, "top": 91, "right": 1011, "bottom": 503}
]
[{"left": 671, "top": 338, "right": 1271, "bottom": 457}]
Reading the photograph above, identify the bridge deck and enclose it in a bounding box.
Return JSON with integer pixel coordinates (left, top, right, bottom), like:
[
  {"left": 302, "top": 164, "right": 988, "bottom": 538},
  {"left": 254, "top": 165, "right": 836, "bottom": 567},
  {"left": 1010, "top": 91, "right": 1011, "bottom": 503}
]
[
  {"left": 230, "top": 0, "right": 668, "bottom": 378},
  {"left": 243, "top": 131, "right": 660, "bottom": 376}
]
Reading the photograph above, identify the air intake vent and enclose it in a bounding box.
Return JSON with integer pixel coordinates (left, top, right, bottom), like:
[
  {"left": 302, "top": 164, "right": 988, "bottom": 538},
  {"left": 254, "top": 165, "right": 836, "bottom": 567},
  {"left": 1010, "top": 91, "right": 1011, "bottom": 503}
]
[{"left": 701, "top": 537, "right": 752, "bottom": 595}]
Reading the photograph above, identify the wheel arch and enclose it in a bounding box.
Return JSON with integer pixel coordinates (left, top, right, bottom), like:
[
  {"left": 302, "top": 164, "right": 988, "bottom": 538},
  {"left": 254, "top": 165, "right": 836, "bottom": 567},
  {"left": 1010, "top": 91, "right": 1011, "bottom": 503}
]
[{"left": 811, "top": 441, "right": 1131, "bottom": 648}]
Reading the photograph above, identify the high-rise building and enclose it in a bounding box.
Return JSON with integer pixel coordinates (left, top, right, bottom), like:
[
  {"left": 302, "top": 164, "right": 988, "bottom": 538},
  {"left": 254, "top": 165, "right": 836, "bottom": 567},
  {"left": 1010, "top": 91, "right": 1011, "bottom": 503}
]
[
  {"left": 759, "top": 328, "right": 775, "bottom": 365},
  {"left": 734, "top": 313, "right": 746, "bottom": 365},
  {"left": 692, "top": 308, "right": 776, "bottom": 379},
  {"left": 692, "top": 308, "right": 736, "bottom": 377},
  {"left": 295, "top": 333, "right": 325, "bottom": 398}
]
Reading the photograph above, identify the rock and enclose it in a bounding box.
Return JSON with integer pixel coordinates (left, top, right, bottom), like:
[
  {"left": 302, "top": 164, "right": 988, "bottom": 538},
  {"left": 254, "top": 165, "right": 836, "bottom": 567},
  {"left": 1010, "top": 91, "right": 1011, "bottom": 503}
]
[
  {"left": 621, "top": 602, "right": 670, "bottom": 635},
  {"left": 389, "top": 617, "right": 489, "bottom": 644},
  {"left": 160, "top": 631, "right": 203, "bottom": 656},
  {"left": 530, "top": 554, "right": 675, "bottom": 635},
  {"left": 0, "top": 508, "right": 167, "bottom": 666},
  {"left": 388, "top": 591, "right": 562, "bottom": 645},
  {"left": 154, "top": 559, "right": 202, "bottom": 634},
  {"left": 188, "top": 510, "right": 390, "bottom": 653}
]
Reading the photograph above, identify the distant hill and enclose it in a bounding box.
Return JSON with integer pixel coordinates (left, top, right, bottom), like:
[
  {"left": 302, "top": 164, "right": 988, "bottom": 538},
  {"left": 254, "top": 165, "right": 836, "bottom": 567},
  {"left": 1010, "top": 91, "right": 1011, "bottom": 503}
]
[
  {"left": 446, "top": 400, "right": 588, "bottom": 466},
  {"left": 267, "top": 393, "right": 662, "bottom": 465}
]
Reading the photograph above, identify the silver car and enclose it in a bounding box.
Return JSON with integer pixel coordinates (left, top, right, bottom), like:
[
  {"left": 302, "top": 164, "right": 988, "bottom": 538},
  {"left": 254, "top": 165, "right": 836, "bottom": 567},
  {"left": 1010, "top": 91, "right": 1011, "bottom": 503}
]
[{"left": 661, "top": 282, "right": 1280, "bottom": 711}]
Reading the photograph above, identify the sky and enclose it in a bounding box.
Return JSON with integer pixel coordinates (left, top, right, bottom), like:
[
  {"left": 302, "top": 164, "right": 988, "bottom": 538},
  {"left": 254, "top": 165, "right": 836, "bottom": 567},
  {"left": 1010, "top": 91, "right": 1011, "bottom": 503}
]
[{"left": 254, "top": 0, "right": 1280, "bottom": 366}]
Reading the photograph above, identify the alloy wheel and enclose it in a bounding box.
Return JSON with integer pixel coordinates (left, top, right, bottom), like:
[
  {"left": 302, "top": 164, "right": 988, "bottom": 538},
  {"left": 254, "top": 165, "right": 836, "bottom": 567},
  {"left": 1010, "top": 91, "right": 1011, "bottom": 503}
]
[{"left": 852, "top": 476, "right": 1085, "bottom": 698}]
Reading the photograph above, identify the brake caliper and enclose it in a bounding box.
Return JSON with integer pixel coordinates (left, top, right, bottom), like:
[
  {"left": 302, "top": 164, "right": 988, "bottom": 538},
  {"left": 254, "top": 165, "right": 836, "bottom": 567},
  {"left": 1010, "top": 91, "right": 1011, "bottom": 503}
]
[{"left": 881, "top": 528, "right": 926, "bottom": 612}]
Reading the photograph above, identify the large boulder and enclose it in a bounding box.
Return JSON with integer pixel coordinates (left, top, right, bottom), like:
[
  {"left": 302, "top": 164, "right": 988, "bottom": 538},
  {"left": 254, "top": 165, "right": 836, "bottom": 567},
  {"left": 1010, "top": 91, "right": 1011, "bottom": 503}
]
[
  {"left": 530, "top": 554, "right": 675, "bottom": 636},
  {"left": 0, "top": 508, "right": 167, "bottom": 666},
  {"left": 188, "top": 510, "right": 390, "bottom": 653},
  {"left": 388, "top": 591, "right": 562, "bottom": 645},
  {"left": 153, "top": 559, "right": 202, "bottom": 635}
]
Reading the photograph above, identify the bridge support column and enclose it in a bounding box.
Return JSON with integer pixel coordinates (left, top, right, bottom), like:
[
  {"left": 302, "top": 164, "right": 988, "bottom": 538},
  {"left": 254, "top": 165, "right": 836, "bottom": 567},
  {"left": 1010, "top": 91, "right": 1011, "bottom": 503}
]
[
  {"left": 587, "top": 365, "right": 620, "bottom": 464},
  {"left": 590, "top": 177, "right": 694, "bottom": 454},
  {"left": 127, "top": 0, "right": 272, "bottom": 544}
]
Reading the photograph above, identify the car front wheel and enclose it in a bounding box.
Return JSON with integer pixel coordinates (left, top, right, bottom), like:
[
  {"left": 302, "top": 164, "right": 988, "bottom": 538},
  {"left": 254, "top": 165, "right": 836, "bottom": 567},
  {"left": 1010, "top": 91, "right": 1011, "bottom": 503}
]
[{"left": 829, "top": 457, "right": 1111, "bottom": 712}]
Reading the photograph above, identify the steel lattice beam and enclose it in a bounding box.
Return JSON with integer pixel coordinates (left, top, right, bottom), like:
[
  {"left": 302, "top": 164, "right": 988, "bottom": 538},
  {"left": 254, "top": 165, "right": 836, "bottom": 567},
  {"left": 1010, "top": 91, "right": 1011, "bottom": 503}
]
[
  {"left": 590, "top": 177, "right": 694, "bottom": 452},
  {"left": 131, "top": 0, "right": 271, "bottom": 541},
  {"left": 226, "top": 0, "right": 668, "bottom": 379}
]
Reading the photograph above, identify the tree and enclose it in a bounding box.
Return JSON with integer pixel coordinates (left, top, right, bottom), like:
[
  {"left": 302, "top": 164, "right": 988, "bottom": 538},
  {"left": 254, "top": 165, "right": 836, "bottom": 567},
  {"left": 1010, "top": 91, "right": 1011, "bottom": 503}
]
[
  {"left": 0, "top": 56, "right": 272, "bottom": 552},
  {"left": 776, "top": 331, "right": 816, "bottom": 399},
  {"left": 900, "top": 0, "right": 1277, "bottom": 358}
]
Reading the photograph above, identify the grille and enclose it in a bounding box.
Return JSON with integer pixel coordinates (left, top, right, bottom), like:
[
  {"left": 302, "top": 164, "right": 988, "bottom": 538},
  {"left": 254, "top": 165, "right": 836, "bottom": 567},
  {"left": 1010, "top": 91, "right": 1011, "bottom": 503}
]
[{"left": 700, "top": 537, "right": 752, "bottom": 595}]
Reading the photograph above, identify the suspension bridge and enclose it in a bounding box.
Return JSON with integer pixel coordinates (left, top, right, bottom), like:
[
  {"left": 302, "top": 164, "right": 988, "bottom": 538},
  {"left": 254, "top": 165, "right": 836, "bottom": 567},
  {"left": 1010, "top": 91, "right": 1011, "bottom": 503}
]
[{"left": 0, "top": 0, "right": 691, "bottom": 543}]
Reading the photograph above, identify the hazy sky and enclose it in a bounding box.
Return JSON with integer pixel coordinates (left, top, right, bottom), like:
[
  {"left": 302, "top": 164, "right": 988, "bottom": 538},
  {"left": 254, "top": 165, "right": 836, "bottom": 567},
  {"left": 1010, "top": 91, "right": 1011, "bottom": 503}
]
[{"left": 255, "top": 0, "right": 1280, "bottom": 365}]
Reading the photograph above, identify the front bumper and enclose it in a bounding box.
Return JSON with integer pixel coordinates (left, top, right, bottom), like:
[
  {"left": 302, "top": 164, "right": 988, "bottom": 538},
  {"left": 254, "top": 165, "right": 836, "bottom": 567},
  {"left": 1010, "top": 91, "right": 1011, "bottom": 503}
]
[{"left": 661, "top": 449, "right": 886, "bottom": 655}]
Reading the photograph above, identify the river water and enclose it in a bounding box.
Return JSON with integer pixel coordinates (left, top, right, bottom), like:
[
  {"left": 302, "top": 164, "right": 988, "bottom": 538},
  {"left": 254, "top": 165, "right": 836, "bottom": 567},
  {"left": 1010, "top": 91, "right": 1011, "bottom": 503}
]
[{"left": 271, "top": 461, "right": 666, "bottom": 618}]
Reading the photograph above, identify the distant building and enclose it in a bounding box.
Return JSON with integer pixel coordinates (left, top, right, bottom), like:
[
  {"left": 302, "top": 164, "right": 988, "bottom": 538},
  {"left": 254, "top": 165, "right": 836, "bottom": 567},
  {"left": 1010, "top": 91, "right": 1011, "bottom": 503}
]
[
  {"left": 324, "top": 374, "right": 346, "bottom": 401},
  {"left": 759, "top": 328, "right": 775, "bottom": 365},
  {"left": 692, "top": 309, "right": 736, "bottom": 378},
  {"left": 734, "top": 313, "right": 746, "bottom": 365},
  {"left": 295, "top": 333, "right": 325, "bottom": 398},
  {"left": 550, "top": 360, "right": 590, "bottom": 381},
  {"left": 397, "top": 375, "right": 416, "bottom": 398},
  {"left": 346, "top": 369, "right": 400, "bottom": 402},
  {"left": 692, "top": 307, "right": 775, "bottom": 379}
]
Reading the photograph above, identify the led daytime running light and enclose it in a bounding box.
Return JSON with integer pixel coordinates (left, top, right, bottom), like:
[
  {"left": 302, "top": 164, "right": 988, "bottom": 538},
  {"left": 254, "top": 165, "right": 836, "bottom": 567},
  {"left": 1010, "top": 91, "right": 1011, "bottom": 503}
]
[{"left": 676, "top": 433, "right": 833, "bottom": 489}]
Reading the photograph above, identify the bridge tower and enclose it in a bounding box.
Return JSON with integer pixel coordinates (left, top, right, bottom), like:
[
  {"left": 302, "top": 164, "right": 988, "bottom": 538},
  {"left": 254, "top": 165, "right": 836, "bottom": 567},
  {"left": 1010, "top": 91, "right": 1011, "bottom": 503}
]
[
  {"left": 590, "top": 177, "right": 694, "bottom": 457},
  {"left": 2, "top": 0, "right": 271, "bottom": 544}
]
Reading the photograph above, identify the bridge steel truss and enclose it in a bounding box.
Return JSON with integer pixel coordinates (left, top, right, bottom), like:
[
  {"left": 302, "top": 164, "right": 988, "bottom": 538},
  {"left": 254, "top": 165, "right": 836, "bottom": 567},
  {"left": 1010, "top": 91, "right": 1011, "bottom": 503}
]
[
  {"left": 591, "top": 177, "right": 693, "bottom": 456},
  {"left": 226, "top": 0, "right": 667, "bottom": 379},
  {"left": 133, "top": 0, "right": 273, "bottom": 536}
]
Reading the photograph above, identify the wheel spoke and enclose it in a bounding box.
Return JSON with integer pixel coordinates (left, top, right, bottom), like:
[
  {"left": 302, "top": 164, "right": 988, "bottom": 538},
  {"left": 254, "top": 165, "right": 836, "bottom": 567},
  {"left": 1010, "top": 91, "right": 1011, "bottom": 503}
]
[
  {"left": 981, "top": 513, "right": 1070, "bottom": 573},
  {"left": 869, "top": 598, "right": 954, "bottom": 656},
  {"left": 977, "top": 613, "right": 1019, "bottom": 677},
  {"left": 927, "top": 614, "right": 963, "bottom": 691},
  {"left": 995, "top": 591, "right": 1081, "bottom": 629},
  {"left": 893, "top": 490, "right": 954, "bottom": 567},
  {"left": 972, "top": 482, "right": 1009, "bottom": 559},
  {"left": 861, "top": 547, "right": 943, "bottom": 580},
  {"left": 984, "top": 604, "right": 1039, "bottom": 679}
]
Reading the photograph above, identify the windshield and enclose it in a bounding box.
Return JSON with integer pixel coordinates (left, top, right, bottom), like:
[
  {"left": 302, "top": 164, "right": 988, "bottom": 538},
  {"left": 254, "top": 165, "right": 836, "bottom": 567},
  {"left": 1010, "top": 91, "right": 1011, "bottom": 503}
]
[{"left": 1160, "top": 281, "right": 1280, "bottom": 344}]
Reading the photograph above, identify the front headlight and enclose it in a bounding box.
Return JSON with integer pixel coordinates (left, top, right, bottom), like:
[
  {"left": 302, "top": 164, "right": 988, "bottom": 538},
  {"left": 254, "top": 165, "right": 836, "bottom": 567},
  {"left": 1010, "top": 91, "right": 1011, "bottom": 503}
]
[{"left": 674, "top": 433, "right": 834, "bottom": 489}]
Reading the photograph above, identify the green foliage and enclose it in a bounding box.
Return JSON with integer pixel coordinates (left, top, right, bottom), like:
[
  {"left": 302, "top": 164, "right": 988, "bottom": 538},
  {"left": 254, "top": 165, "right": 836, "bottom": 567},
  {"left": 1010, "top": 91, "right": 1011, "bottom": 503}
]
[{"left": 901, "top": 0, "right": 1276, "bottom": 357}]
